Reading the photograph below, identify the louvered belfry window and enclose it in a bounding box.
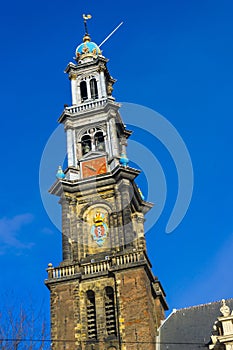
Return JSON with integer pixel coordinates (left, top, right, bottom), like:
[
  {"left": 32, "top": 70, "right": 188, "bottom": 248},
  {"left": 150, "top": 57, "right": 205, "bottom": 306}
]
[
  {"left": 80, "top": 80, "right": 88, "bottom": 101},
  {"left": 86, "top": 290, "right": 97, "bottom": 339},
  {"left": 90, "top": 78, "right": 98, "bottom": 99},
  {"left": 105, "top": 287, "right": 117, "bottom": 336}
]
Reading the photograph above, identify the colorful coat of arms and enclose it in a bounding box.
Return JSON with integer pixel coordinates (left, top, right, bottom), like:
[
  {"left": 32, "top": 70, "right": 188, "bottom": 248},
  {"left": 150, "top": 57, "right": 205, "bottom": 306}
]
[{"left": 91, "top": 211, "right": 108, "bottom": 247}]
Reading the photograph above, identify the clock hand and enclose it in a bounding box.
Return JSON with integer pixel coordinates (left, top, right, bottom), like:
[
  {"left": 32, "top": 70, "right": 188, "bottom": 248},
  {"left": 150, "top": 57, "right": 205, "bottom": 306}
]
[{"left": 85, "top": 165, "right": 96, "bottom": 171}]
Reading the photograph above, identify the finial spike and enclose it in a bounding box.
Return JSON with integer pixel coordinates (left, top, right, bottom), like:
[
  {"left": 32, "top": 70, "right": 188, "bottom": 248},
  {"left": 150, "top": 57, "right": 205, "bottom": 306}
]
[{"left": 83, "top": 14, "right": 92, "bottom": 34}]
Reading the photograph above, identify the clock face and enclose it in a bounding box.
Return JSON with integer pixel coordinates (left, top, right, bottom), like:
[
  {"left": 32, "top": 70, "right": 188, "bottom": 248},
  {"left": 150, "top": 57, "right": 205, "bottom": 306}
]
[{"left": 81, "top": 157, "right": 107, "bottom": 178}]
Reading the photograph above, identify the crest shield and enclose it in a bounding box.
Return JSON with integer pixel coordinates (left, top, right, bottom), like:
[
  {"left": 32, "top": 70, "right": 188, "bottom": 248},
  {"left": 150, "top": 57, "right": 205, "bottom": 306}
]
[{"left": 91, "top": 211, "right": 108, "bottom": 247}]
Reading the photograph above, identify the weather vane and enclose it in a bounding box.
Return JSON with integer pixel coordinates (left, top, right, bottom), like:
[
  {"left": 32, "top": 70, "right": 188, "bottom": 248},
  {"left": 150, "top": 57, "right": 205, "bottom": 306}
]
[{"left": 83, "top": 14, "right": 92, "bottom": 34}]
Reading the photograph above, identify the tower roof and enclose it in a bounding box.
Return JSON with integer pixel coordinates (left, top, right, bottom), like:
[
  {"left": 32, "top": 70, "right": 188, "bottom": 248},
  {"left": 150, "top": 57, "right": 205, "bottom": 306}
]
[
  {"left": 158, "top": 299, "right": 233, "bottom": 350},
  {"left": 75, "top": 34, "right": 101, "bottom": 62},
  {"left": 75, "top": 15, "right": 102, "bottom": 63}
]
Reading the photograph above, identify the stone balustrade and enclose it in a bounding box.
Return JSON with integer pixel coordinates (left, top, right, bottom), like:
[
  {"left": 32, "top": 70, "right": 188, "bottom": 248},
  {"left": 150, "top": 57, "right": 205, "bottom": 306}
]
[
  {"left": 83, "top": 260, "right": 110, "bottom": 275},
  {"left": 47, "top": 264, "right": 76, "bottom": 279},
  {"left": 115, "top": 251, "right": 142, "bottom": 265},
  {"left": 46, "top": 250, "right": 145, "bottom": 281},
  {"left": 65, "top": 98, "right": 108, "bottom": 114}
]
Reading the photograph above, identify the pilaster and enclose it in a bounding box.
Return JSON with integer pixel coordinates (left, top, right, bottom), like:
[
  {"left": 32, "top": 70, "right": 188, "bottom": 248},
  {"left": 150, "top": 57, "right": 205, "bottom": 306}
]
[{"left": 60, "top": 195, "right": 72, "bottom": 262}]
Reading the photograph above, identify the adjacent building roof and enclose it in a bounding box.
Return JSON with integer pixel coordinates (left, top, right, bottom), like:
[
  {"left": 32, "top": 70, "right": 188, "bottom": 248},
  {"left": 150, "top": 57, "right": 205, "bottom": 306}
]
[{"left": 158, "top": 299, "right": 233, "bottom": 350}]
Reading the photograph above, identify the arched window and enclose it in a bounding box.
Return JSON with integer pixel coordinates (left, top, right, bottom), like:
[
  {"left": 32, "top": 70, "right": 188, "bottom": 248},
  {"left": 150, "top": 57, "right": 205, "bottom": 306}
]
[
  {"left": 86, "top": 290, "right": 97, "bottom": 339},
  {"left": 90, "top": 78, "right": 98, "bottom": 99},
  {"left": 81, "top": 135, "right": 91, "bottom": 155},
  {"left": 94, "top": 131, "right": 105, "bottom": 151},
  {"left": 105, "top": 287, "right": 117, "bottom": 336},
  {"left": 80, "top": 81, "right": 88, "bottom": 101}
]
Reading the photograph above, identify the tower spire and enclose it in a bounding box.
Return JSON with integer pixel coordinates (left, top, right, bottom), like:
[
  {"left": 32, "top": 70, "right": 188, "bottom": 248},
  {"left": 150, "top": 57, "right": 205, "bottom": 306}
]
[{"left": 82, "top": 13, "right": 92, "bottom": 34}]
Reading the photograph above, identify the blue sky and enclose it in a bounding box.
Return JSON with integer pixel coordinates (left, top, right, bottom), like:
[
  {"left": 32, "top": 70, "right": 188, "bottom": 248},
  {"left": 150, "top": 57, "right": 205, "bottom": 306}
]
[{"left": 0, "top": 0, "right": 233, "bottom": 319}]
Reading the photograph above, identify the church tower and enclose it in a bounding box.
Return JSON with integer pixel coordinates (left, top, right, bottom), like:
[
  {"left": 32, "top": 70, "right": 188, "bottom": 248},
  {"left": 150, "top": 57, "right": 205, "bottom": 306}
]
[{"left": 45, "top": 15, "right": 168, "bottom": 350}]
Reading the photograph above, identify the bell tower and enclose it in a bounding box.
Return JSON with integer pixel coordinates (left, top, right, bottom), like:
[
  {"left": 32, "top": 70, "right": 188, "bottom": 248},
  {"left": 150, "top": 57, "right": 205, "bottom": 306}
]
[{"left": 45, "top": 15, "right": 168, "bottom": 350}]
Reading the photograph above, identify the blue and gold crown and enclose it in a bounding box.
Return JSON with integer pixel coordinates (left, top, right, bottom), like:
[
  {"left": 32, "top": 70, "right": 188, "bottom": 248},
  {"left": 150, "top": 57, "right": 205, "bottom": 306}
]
[
  {"left": 93, "top": 211, "right": 105, "bottom": 226},
  {"left": 75, "top": 34, "right": 101, "bottom": 61}
]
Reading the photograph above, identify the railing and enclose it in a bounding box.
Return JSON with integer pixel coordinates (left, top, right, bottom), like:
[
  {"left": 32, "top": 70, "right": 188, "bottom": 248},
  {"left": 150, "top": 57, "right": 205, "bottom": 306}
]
[
  {"left": 83, "top": 260, "right": 110, "bottom": 275},
  {"left": 47, "top": 264, "right": 76, "bottom": 279},
  {"left": 65, "top": 98, "right": 108, "bottom": 114},
  {"left": 115, "top": 251, "right": 142, "bottom": 265},
  {"left": 46, "top": 251, "right": 145, "bottom": 281}
]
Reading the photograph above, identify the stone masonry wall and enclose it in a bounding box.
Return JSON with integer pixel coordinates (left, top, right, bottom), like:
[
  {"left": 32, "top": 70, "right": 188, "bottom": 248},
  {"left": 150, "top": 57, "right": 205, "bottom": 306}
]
[{"left": 116, "top": 267, "right": 163, "bottom": 350}]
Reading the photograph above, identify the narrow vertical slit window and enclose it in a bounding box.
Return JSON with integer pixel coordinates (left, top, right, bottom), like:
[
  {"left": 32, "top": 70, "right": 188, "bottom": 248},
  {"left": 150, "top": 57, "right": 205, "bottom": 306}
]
[
  {"left": 105, "top": 287, "right": 117, "bottom": 336},
  {"left": 86, "top": 290, "right": 97, "bottom": 339},
  {"left": 80, "top": 81, "right": 88, "bottom": 101},
  {"left": 90, "top": 78, "right": 98, "bottom": 99}
]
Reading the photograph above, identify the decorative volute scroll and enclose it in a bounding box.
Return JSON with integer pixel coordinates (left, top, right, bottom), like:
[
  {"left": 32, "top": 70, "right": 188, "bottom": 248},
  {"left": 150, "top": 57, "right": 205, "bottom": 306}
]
[{"left": 209, "top": 300, "right": 233, "bottom": 350}]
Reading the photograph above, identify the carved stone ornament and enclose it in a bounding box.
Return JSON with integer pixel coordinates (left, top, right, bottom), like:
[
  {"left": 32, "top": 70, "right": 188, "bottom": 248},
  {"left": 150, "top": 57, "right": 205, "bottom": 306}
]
[
  {"left": 220, "top": 299, "right": 231, "bottom": 317},
  {"left": 90, "top": 209, "right": 108, "bottom": 247},
  {"left": 107, "top": 82, "right": 113, "bottom": 95}
]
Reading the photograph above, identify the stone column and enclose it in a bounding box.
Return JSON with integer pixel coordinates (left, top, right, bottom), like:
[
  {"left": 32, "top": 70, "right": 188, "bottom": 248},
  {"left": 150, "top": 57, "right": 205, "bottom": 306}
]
[
  {"left": 86, "top": 78, "right": 91, "bottom": 99},
  {"left": 100, "top": 69, "right": 107, "bottom": 97},
  {"left": 77, "top": 82, "right": 81, "bottom": 104},
  {"left": 60, "top": 196, "right": 71, "bottom": 261},
  {"left": 70, "top": 197, "right": 77, "bottom": 261},
  {"left": 132, "top": 213, "right": 146, "bottom": 250},
  {"left": 96, "top": 76, "right": 101, "bottom": 99},
  {"left": 70, "top": 74, "right": 77, "bottom": 105},
  {"left": 119, "top": 181, "right": 134, "bottom": 247},
  {"left": 108, "top": 117, "right": 119, "bottom": 159},
  {"left": 114, "top": 187, "right": 124, "bottom": 250},
  {"left": 72, "top": 129, "right": 77, "bottom": 167},
  {"left": 76, "top": 217, "right": 83, "bottom": 262},
  {"left": 111, "top": 212, "right": 120, "bottom": 251},
  {"left": 121, "top": 137, "right": 128, "bottom": 155},
  {"left": 66, "top": 128, "right": 75, "bottom": 167}
]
